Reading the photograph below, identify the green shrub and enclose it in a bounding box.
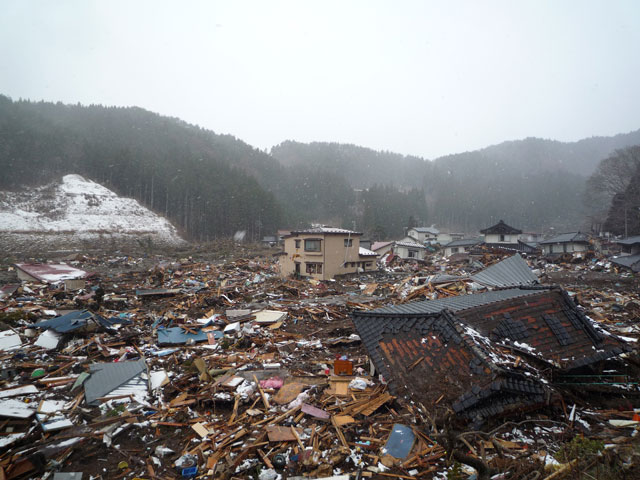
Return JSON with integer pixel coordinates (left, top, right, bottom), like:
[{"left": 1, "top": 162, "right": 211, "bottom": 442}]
[{"left": 554, "top": 435, "right": 604, "bottom": 463}]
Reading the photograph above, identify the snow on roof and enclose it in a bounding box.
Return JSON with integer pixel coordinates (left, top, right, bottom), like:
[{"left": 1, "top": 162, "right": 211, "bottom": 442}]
[
  {"left": 359, "top": 247, "right": 378, "bottom": 257},
  {"left": 15, "top": 263, "right": 88, "bottom": 283},
  {"left": 409, "top": 226, "right": 439, "bottom": 234},
  {"left": 290, "top": 226, "right": 361, "bottom": 235},
  {"left": 394, "top": 240, "right": 427, "bottom": 249}
]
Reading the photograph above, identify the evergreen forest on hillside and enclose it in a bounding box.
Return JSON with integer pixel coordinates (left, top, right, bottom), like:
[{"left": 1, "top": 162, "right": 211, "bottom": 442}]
[{"left": 2, "top": 95, "right": 639, "bottom": 240}]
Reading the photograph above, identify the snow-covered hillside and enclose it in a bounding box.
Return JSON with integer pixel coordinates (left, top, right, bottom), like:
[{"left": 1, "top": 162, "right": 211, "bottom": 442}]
[{"left": 0, "top": 174, "right": 185, "bottom": 251}]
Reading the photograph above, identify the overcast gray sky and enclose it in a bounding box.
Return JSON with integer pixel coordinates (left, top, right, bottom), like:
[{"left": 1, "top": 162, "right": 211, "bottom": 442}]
[{"left": 1, "top": 0, "right": 639, "bottom": 159}]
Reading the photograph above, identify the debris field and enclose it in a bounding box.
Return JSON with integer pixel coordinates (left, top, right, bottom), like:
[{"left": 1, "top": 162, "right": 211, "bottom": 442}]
[{"left": 1, "top": 249, "right": 640, "bottom": 479}]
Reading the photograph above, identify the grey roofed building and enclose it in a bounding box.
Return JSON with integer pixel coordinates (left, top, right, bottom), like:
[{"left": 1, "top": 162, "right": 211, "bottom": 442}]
[
  {"left": 540, "top": 232, "right": 590, "bottom": 245},
  {"left": 539, "top": 232, "right": 591, "bottom": 255},
  {"left": 444, "top": 237, "right": 483, "bottom": 248},
  {"left": 470, "top": 254, "right": 538, "bottom": 288},
  {"left": 611, "top": 253, "right": 640, "bottom": 272},
  {"left": 616, "top": 235, "right": 640, "bottom": 246},
  {"left": 394, "top": 239, "right": 427, "bottom": 249},
  {"left": 84, "top": 359, "right": 147, "bottom": 405},
  {"left": 616, "top": 236, "right": 640, "bottom": 255}
]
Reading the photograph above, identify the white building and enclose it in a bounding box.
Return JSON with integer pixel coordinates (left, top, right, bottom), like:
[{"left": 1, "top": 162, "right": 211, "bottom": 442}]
[{"left": 540, "top": 232, "right": 591, "bottom": 255}]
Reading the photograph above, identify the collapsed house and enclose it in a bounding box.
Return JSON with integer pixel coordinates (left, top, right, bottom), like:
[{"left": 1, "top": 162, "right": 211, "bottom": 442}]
[{"left": 352, "top": 286, "right": 633, "bottom": 426}]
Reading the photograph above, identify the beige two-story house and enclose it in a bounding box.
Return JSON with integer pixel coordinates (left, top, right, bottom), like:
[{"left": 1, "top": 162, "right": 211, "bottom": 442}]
[{"left": 278, "top": 227, "right": 377, "bottom": 280}]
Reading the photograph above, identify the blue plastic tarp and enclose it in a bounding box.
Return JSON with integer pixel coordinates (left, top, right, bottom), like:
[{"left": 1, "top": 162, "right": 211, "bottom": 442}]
[{"left": 157, "top": 327, "right": 208, "bottom": 345}]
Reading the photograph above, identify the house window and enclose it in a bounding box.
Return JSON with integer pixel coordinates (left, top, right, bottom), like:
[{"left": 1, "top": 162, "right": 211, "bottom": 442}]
[
  {"left": 295, "top": 239, "right": 301, "bottom": 249},
  {"left": 499, "top": 234, "right": 505, "bottom": 242},
  {"left": 344, "top": 238, "right": 353, "bottom": 247},
  {"left": 408, "top": 249, "right": 418, "bottom": 258},
  {"left": 304, "top": 239, "right": 321, "bottom": 252},
  {"left": 451, "top": 247, "right": 459, "bottom": 253},
  {"left": 366, "top": 262, "right": 372, "bottom": 267},
  {"left": 306, "top": 262, "right": 323, "bottom": 274}
]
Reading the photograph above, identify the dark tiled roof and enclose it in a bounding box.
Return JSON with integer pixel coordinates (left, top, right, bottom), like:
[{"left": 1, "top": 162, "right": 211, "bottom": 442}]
[
  {"left": 470, "top": 254, "right": 538, "bottom": 288},
  {"left": 480, "top": 220, "right": 522, "bottom": 235},
  {"left": 352, "top": 287, "right": 631, "bottom": 423},
  {"left": 540, "top": 232, "right": 590, "bottom": 245},
  {"left": 353, "top": 309, "right": 546, "bottom": 423}
]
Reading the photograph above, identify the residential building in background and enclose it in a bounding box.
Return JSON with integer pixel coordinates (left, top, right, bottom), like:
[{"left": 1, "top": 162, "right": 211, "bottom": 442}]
[{"left": 278, "top": 227, "right": 377, "bottom": 280}]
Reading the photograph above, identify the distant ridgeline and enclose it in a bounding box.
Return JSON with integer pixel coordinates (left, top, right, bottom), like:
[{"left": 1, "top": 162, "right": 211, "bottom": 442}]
[{"left": 2, "top": 95, "right": 639, "bottom": 240}]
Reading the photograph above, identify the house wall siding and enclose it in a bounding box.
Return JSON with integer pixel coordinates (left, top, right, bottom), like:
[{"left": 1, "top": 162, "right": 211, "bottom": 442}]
[
  {"left": 279, "top": 233, "right": 362, "bottom": 280},
  {"left": 485, "top": 233, "right": 518, "bottom": 244}
]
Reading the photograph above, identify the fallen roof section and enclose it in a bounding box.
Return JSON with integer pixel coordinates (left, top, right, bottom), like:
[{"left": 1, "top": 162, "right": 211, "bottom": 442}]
[
  {"left": 353, "top": 287, "right": 632, "bottom": 423},
  {"left": 14, "top": 263, "right": 89, "bottom": 283},
  {"left": 470, "top": 254, "right": 538, "bottom": 288},
  {"left": 32, "top": 310, "right": 130, "bottom": 333},
  {"left": 84, "top": 359, "right": 147, "bottom": 406}
]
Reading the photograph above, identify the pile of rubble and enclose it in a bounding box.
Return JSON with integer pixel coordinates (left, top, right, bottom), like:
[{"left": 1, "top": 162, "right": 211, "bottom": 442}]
[{"left": 0, "top": 250, "right": 639, "bottom": 479}]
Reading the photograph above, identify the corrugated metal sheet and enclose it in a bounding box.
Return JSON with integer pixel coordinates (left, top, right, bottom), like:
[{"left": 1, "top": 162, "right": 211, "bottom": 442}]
[
  {"left": 470, "top": 254, "right": 538, "bottom": 288},
  {"left": 84, "top": 359, "right": 147, "bottom": 405},
  {"left": 363, "top": 287, "right": 542, "bottom": 315}
]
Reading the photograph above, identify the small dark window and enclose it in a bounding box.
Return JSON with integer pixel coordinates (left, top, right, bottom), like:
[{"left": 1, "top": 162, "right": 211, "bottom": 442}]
[
  {"left": 294, "top": 239, "right": 301, "bottom": 248},
  {"left": 344, "top": 238, "right": 353, "bottom": 247},
  {"left": 304, "top": 239, "right": 321, "bottom": 252},
  {"left": 306, "top": 263, "right": 323, "bottom": 274},
  {"left": 499, "top": 234, "right": 506, "bottom": 242}
]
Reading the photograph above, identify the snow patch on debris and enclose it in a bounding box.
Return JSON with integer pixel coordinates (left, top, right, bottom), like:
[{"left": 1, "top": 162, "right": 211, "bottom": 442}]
[{"left": 0, "top": 174, "right": 184, "bottom": 247}]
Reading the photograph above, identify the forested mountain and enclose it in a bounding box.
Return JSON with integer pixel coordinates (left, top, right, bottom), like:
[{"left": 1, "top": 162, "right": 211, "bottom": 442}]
[
  {"left": 272, "top": 132, "right": 640, "bottom": 233},
  {"left": 0, "top": 95, "right": 284, "bottom": 241},
  {"left": 2, "top": 95, "right": 639, "bottom": 240}
]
